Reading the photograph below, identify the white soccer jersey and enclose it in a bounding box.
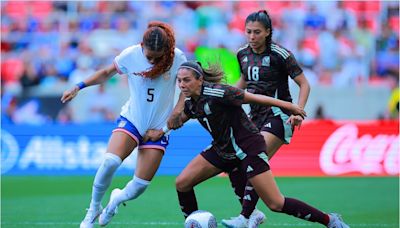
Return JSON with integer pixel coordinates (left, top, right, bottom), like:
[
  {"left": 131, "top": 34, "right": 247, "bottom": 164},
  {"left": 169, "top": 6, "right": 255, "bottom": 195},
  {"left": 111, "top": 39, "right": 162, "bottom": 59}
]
[{"left": 114, "top": 44, "right": 187, "bottom": 136}]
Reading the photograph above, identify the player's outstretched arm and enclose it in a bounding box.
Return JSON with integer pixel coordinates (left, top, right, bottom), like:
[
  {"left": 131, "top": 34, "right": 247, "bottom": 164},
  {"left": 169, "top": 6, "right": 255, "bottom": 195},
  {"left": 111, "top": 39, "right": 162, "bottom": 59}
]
[
  {"left": 243, "top": 91, "right": 307, "bottom": 118},
  {"left": 61, "top": 64, "right": 117, "bottom": 103},
  {"left": 143, "top": 112, "right": 190, "bottom": 143},
  {"left": 293, "top": 73, "right": 310, "bottom": 111},
  {"left": 235, "top": 75, "right": 247, "bottom": 89}
]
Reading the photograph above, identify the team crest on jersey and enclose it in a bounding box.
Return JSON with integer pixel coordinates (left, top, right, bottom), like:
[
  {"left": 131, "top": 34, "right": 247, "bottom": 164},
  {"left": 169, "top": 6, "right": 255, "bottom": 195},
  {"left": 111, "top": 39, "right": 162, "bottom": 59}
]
[
  {"left": 262, "top": 56, "right": 270, "bottom": 66},
  {"left": 242, "top": 56, "right": 248, "bottom": 63},
  {"left": 118, "top": 120, "right": 127, "bottom": 128}
]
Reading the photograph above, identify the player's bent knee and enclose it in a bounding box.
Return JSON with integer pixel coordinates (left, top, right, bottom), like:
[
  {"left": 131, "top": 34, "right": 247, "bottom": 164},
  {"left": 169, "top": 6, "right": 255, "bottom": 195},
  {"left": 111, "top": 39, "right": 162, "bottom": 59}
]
[
  {"left": 94, "top": 153, "right": 122, "bottom": 187},
  {"left": 175, "top": 175, "right": 192, "bottom": 192},
  {"left": 103, "top": 154, "right": 122, "bottom": 169}
]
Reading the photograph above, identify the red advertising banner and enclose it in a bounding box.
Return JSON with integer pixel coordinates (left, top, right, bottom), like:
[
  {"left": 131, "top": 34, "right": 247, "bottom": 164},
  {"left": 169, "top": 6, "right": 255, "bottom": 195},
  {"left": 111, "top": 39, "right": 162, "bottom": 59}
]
[{"left": 270, "top": 120, "right": 399, "bottom": 176}]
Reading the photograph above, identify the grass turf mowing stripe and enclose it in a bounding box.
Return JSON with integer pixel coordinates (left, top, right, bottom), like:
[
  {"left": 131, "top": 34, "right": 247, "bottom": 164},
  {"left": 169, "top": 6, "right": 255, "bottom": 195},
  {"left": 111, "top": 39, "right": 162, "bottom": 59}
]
[
  {"left": 1, "top": 221, "right": 398, "bottom": 227},
  {"left": 2, "top": 176, "right": 398, "bottom": 228}
]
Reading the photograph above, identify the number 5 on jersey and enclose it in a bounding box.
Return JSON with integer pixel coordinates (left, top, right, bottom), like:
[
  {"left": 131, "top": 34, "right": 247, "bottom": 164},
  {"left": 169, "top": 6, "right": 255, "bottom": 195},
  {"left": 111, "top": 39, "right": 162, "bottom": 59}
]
[{"left": 147, "top": 88, "right": 155, "bottom": 102}]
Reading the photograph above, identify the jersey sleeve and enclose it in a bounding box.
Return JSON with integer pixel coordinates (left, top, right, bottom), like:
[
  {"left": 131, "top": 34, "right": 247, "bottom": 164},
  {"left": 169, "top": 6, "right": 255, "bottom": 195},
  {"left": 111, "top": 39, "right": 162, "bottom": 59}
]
[
  {"left": 114, "top": 46, "right": 136, "bottom": 75},
  {"left": 183, "top": 100, "right": 194, "bottom": 118},
  {"left": 284, "top": 51, "right": 303, "bottom": 79},
  {"left": 236, "top": 53, "right": 244, "bottom": 74},
  {"left": 220, "top": 85, "right": 245, "bottom": 107}
]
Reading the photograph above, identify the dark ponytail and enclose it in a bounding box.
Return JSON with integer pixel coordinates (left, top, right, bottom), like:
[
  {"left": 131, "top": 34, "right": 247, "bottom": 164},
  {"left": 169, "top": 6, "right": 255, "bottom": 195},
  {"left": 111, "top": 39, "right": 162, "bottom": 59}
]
[
  {"left": 179, "top": 61, "right": 225, "bottom": 83},
  {"left": 245, "top": 10, "right": 273, "bottom": 54}
]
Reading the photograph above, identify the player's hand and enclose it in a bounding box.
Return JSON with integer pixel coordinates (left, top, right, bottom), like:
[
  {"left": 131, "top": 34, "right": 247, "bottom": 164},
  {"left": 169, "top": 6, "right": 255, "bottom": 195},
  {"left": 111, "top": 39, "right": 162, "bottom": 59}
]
[
  {"left": 289, "top": 104, "right": 306, "bottom": 118},
  {"left": 143, "top": 129, "right": 164, "bottom": 143},
  {"left": 61, "top": 86, "right": 79, "bottom": 103},
  {"left": 286, "top": 114, "right": 304, "bottom": 130},
  {"left": 167, "top": 113, "right": 183, "bottom": 130}
]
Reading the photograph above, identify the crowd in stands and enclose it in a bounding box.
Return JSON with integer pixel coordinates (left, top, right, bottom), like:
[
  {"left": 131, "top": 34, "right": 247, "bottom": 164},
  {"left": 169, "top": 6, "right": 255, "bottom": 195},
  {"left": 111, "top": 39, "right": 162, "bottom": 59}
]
[{"left": 1, "top": 1, "right": 399, "bottom": 124}]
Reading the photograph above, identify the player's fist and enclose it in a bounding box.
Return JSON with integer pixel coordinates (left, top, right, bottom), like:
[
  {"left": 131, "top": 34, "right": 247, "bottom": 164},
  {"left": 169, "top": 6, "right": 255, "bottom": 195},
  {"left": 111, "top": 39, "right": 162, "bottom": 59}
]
[
  {"left": 290, "top": 104, "right": 306, "bottom": 118},
  {"left": 143, "top": 129, "right": 164, "bottom": 142}
]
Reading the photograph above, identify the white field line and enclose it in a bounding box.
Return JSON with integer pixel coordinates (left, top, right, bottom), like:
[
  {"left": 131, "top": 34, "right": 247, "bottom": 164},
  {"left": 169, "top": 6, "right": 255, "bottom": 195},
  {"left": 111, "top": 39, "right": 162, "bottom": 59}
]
[{"left": 0, "top": 221, "right": 398, "bottom": 227}]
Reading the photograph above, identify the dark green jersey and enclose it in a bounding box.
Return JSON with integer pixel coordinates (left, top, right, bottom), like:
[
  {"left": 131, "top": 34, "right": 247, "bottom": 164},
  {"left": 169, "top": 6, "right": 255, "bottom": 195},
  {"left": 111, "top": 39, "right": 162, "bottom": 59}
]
[
  {"left": 184, "top": 81, "right": 263, "bottom": 160},
  {"left": 237, "top": 42, "right": 303, "bottom": 129}
]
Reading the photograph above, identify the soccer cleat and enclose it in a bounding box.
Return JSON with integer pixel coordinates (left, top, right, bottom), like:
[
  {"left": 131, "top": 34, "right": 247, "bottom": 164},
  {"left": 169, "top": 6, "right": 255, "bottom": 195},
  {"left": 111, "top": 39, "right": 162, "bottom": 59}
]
[
  {"left": 327, "top": 213, "right": 350, "bottom": 228},
  {"left": 80, "top": 205, "right": 103, "bottom": 228},
  {"left": 248, "top": 209, "right": 266, "bottom": 228},
  {"left": 221, "top": 214, "right": 248, "bottom": 228},
  {"left": 98, "top": 188, "right": 122, "bottom": 226}
]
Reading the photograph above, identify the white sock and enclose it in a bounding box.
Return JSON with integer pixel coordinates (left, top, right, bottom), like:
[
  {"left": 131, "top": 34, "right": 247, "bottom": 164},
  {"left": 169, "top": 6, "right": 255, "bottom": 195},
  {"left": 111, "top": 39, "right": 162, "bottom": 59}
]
[
  {"left": 113, "top": 175, "right": 150, "bottom": 206},
  {"left": 89, "top": 153, "right": 122, "bottom": 209}
]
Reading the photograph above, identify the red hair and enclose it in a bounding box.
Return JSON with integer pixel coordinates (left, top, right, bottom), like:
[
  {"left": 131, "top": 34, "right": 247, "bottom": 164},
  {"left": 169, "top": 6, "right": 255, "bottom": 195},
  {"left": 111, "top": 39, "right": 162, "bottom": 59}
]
[{"left": 138, "top": 21, "right": 176, "bottom": 79}]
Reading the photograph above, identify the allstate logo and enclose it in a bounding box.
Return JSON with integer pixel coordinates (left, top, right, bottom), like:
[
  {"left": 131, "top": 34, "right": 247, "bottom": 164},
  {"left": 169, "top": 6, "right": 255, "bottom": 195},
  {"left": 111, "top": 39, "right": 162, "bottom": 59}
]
[{"left": 1, "top": 129, "right": 19, "bottom": 174}]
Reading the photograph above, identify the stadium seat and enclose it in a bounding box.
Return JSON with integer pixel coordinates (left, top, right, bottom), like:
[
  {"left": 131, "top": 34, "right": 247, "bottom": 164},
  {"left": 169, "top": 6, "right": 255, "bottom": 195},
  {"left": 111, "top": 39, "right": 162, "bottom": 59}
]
[
  {"left": 3, "top": 1, "right": 29, "bottom": 19},
  {"left": 1, "top": 59, "right": 24, "bottom": 85},
  {"left": 389, "top": 16, "right": 399, "bottom": 33},
  {"left": 30, "top": 2, "right": 53, "bottom": 19},
  {"left": 263, "top": 1, "right": 291, "bottom": 17}
]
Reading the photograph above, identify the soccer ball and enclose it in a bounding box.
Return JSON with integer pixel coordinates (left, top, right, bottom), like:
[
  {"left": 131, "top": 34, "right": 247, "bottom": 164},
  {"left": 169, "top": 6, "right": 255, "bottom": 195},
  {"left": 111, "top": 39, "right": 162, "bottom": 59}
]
[{"left": 184, "top": 210, "right": 218, "bottom": 228}]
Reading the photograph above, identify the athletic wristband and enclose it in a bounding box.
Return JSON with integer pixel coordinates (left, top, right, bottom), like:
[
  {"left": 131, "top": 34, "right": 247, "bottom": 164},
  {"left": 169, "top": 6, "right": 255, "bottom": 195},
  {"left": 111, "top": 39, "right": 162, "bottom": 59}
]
[
  {"left": 76, "top": 81, "right": 87, "bottom": 90},
  {"left": 162, "top": 126, "right": 170, "bottom": 134}
]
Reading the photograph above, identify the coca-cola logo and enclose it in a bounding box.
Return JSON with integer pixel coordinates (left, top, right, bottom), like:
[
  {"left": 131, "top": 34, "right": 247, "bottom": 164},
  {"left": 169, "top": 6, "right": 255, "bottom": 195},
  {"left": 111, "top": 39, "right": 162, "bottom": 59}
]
[{"left": 320, "top": 124, "right": 399, "bottom": 175}]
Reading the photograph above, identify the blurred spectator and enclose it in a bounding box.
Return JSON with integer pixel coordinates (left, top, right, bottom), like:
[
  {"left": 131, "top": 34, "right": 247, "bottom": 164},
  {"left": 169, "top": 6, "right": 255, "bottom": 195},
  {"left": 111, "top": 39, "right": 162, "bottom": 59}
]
[
  {"left": 87, "top": 16, "right": 122, "bottom": 58},
  {"left": 317, "top": 27, "right": 340, "bottom": 72},
  {"left": 280, "top": 2, "right": 306, "bottom": 52},
  {"left": 85, "top": 84, "right": 115, "bottom": 123},
  {"left": 1, "top": 1, "right": 398, "bottom": 123},
  {"left": 1, "top": 90, "right": 18, "bottom": 124},
  {"left": 304, "top": 4, "right": 326, "bottom": 31},
  {"left": 376, "top": 22, "right": 398, "bottom": 52},
  {"left": 314, "top": 104, "right": 327, "bottom": 120},
  {"left": 331, "top": 28, "right": 367, "bottom": 87},
  {"left": 57, "top": 104, "right": 74, "bottom": 124},
  {"left": 375, "top": 30, "right": 399, "bottom": 78},
  {"left": 68, "top": 56, "right": 95, "bottom": 85},
  {"left": 325, "top": 1, "right": 357, "bottom": 31},
  {"left": 375, "top": 44, "right": 399, "bottom": 80},
  {"left": 38, "top": 63, "right": 68, "bottom": 91},
  {"left": 352, "top": 17, "right": 375, "bottom": 82},
  {"left": 112, "top": 17, "right": 140, "bottom": 51},
  {"left": 171, "top": 2, "right": 197, "bottom": 52},
  {"left": 19, "top": 61, "right": 40, "bottom": 88},
  {"left": 54, "top": 42, "right": 76, "bottom": 80}
]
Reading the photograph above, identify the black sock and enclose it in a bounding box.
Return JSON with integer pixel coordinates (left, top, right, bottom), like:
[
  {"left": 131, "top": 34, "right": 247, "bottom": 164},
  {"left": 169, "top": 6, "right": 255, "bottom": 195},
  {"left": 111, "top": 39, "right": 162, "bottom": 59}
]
[
  {"left": 240, "top": 182, "right": 259, "bottom": 219},
  {"left": 280, "top": 197, "right": 330, "bottom": 225},
  {"left": 177, "top": 189, "right": 198, "bottom": 219},
  {"left": 228, "top": 168, "right": 247, "bottom": 205}
]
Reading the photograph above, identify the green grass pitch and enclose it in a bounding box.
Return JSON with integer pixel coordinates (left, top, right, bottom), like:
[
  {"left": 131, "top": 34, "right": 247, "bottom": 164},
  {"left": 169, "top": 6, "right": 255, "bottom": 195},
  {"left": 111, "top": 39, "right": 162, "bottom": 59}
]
[{"left": 1, "top": 176, "right": 398, "bottom": 227}]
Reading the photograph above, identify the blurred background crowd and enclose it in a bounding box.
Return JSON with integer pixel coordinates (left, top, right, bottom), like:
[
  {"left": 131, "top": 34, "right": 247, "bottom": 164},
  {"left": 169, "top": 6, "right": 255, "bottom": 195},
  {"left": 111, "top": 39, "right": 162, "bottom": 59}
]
[{"left": 1, "top": 1, "right": 399, "bottom": 124}]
